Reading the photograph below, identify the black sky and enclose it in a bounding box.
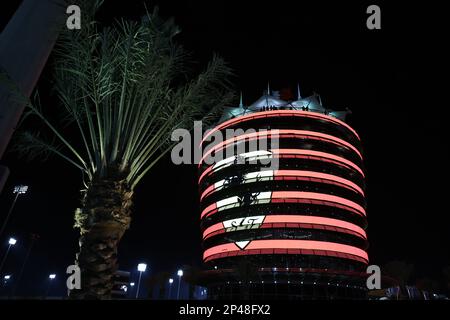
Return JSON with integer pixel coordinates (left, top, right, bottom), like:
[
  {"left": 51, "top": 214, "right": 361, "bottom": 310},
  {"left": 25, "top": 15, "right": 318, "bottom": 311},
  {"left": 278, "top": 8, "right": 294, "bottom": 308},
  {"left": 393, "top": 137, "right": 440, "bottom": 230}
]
[{"left": 0, "top": 0, "right": 448, "bottom": 296}]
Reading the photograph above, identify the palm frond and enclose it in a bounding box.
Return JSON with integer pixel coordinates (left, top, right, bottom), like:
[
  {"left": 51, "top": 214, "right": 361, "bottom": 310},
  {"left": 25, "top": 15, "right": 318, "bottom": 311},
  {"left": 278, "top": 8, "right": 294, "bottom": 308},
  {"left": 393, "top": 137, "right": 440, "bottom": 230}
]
[{"left": 17, "top": 4, "right": 235, "bottom": 190}]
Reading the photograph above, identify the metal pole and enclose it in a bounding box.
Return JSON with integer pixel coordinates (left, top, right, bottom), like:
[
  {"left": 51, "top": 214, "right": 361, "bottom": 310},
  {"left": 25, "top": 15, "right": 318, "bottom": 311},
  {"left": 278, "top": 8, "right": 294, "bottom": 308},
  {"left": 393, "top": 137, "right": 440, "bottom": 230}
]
[
  {"left": 0, "top": 244, "right": 12, "bottom": 275},
  {"left": 11, "top": 235, "right": 37, "bottom": 296},
  {"left": 136, "top": 271, "right": 142, "bottom": 299},
  {"left": 0, "top": 192, "right": 20, "bottom": 238},
  {"left": 45, "top": 280, "right": 53, "bottom": 299},
  {"left": 177, "top": 277, "right": 181, "bottom": 300}
]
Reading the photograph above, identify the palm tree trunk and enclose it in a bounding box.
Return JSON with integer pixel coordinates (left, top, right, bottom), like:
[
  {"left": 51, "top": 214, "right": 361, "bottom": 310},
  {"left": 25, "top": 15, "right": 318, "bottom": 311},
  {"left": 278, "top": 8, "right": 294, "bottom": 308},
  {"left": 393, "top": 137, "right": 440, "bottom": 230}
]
[{"left": 70, "top": 175, "right": 133, "bottom": 299}]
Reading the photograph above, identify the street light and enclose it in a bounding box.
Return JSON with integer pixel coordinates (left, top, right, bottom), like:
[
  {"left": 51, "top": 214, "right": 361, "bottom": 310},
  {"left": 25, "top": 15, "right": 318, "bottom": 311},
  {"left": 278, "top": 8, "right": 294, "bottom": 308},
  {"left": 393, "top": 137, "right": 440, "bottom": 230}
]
[
  {"left": 45, "top": 274, "right": 56, "bottom": 299},
  {"left": 11, "top": 233, "right": 39, "bottom": 297},
  {"left": 0, "top": 237, "right": 17, "bottom": 274},
  {"left": 136, "top": 263, "right": 147, "bottom": 299},
  {"left": 177, "top": 269, "right": 183, "bottom": 300},
  {"left": 3, "top": 274, "right": 11, "bottom": 284},
  {"left": 168, "top": 278, "right": 174, "bottom": 299},
  {"left": 0, "top": 185, "right": 28, "bottom": 238},
  {"left": 127, "top": 282, "right": 135, "bottom": 298}
]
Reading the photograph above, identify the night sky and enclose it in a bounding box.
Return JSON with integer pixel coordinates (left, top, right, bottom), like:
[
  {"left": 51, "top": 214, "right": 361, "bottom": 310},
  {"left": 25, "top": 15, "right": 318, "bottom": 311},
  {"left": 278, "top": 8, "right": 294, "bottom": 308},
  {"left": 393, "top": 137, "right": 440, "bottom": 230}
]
[{"left": 0, "top": 1, "right": 448, "bottom": 297}]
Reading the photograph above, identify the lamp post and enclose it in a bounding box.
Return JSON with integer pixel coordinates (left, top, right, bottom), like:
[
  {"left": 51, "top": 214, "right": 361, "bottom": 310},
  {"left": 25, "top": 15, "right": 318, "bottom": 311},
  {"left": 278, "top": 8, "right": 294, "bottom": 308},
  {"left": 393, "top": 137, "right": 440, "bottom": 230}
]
[
  {"left": 0, "top": 185, "right": 28, "bottom": 238},
  {"left": 128, "top": 282, "right": 135, "bottom": 297},
  {"left": 168, "top": 278, "right": 174, "bottom": 299},
  {"left": 0, "top": 237, "right": 17, "bottom": 274},
  {"left": 45, "top": 274, "right": 56, "bottom": 299},
  {"left": 177, "top": 269, "right": 183, "bottom": 300},
  {"left": 11, "top": 233, "right": 39, "bottom": 296},
  {"left": 136, "top": 263, "right": 147, "bottom": 299}
]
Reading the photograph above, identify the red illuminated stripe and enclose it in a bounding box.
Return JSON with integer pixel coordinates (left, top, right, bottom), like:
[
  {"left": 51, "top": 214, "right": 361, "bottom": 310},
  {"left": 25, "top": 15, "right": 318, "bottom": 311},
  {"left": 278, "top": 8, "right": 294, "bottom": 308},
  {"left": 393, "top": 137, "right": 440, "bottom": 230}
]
[
  {"left": 199, "top": 170, "right": 364, "bottom": 201},
  {"left": 198, "top": 149, "right": 365, "bottom": 184},
  {"left": 272, "top": 191, "right": 365, "bottom": 216},
  {"left": 199, "top": 130, "right": 362, "bottom": 166},
  {"left": 200, "top": 191, "right": 366, "bottom": 219},
  {"left": 203, "top": 240, "right": 368, "bottom": 263},
  {"left": 202, "top": 203, "right": 217, "bottom": 217},
  {"left": 202, "top": 215, "right": 367, "bottom": 240},
  {"left": 199, "top": 166, "right": 213, "bottom": 183},
  {"left": 201, "top": 110, "right": 361, "bottom": 146},
  {"left": 200, "top": 185, "right": 216, "bottom": 200},
  {"left": 272, "top": 149, "right": 364, "bottom": 177},
  {"left": 275, "top": 170, "right": 364, "bottom": 195}
]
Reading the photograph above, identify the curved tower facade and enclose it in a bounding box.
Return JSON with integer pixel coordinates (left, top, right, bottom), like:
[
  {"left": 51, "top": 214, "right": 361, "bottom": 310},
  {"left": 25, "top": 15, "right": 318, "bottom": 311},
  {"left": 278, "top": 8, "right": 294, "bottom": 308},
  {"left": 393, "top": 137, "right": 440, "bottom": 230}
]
[{"left": 198, "top": 89, "right": 368, "bottom": 299}]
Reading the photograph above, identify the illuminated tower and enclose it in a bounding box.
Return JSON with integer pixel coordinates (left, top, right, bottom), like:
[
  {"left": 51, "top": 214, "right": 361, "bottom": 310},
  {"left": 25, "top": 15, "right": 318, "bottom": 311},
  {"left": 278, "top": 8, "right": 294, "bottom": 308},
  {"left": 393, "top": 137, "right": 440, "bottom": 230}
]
[{"left": 198, "top": 89, "right": 368, "bottom": 299}]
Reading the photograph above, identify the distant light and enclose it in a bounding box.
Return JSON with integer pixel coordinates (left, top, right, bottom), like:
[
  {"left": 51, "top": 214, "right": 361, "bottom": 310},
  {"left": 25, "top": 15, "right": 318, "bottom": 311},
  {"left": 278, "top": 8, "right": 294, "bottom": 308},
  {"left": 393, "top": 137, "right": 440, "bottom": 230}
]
[
  {"left": 8, "top": 238, "right": 17, "bottom": 245},
  {"left": 273, "top": 267, "right": 277, "bottom": 272},
  {"left": 288, "top": 281, "right": 290, "bottom": 284},
  {"left": 214, "top": 266, "right": 218, "bottom": 270},
  {"left": 274, "top": 281, "right": 277, "bottom": 284},
  {"left": 177, "top": 269, "right": 183, "bottom": 277},
  {"left": 169, "top": 278, "right": 174, "bottom": 284},
  {"left": 137, "top": 263, "right": 147, "bottom": 272},
  {"left": 4, "top": 275, "right": 11, "bottom": 280},
  {"left": 130, "top": 282, "right": 135, "bottom": 287},
  {"left": 13, "top": 185, "right": 28, "bottom": 194},
  {"left": 49, "top": 274, "right": 56, "bottom": 279},
  {"left": 121, "top": 285, "right": 128, "bottom": 292}
]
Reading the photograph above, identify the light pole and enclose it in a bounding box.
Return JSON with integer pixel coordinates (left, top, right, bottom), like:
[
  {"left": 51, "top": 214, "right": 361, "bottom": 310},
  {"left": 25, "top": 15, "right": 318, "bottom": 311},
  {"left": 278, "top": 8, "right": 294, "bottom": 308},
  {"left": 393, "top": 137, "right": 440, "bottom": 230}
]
[
  {"left": 3, "top": 274, "right": 11, "bottom": 285},
  {"left": 129, "top": 282, "right": 135, "bottom": 298},
  {"left": 168, "top": 278, "right": 174, "bottom": 299},
  {"left": 0, "top": 185, "right": 28, "bottom": 238},
  {"left": 136, "top": 263, "right": 147, "bottom": 299},
  {"left": 45, "top": 274, "right": 56, "bottom": 299},
  {"left": 0, "top": 237, "right": 17, "bottom": 274},
  {"left": 11, "top": 233, "right": 39, "bottom": 296},
  {"left": 177, "top": 269, "right": 183, "bottom": 300}
]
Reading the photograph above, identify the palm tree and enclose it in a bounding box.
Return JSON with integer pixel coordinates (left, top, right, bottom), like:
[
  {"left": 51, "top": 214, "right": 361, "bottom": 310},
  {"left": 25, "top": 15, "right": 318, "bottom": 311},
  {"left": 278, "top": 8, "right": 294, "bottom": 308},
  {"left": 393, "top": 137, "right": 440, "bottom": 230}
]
[{"left": 16, "top": 2, "right": 233, "bottom": 299}]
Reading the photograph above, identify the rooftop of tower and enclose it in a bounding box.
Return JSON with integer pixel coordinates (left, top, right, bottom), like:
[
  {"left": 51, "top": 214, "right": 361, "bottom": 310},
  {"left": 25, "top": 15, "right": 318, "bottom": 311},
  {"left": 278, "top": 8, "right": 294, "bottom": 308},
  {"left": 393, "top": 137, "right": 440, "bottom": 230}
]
[{"left": 218, "top": 85, "right": 352, "bottom": 124}]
